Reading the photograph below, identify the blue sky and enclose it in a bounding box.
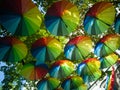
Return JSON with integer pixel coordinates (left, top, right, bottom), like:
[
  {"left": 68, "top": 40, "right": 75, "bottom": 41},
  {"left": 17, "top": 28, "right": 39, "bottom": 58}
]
[
  {"left": 0, "top": 62, "right": 6, "bottom": 86},
  {"left": 0, "top": 71, "right": 4, "bottom": 82}
]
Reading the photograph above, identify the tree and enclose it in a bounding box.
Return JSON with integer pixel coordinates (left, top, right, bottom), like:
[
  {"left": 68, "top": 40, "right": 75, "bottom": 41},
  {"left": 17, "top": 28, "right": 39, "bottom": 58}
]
[{"left": 0, "top": 0, "right": 120, "bottom": 90}]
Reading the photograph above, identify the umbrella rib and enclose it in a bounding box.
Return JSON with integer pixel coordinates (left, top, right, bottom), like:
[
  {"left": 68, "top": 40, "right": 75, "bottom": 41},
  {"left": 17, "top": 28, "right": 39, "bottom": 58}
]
[
  {"left": 104, "top": 55, "right": 117, "bottom": 67},
  {"left": 100, "top": 55, "right": 115, "bottom": 68},
  {"left": 105, "top": 59, "right": 113, "bottom": 67},
  {"left": 3, "top": 46, "right": 12, "bottom": 62},
  {"left": 76, "top": 45, "right": 92, "bottom": 61},
  {"left": 86, "top": 64, "right": 97, "bottom": 82},
  {"left": 60, "top": 17, "right": 68, "bottom": 28},
  {"left": 104, "top": 43, "right": 120, "bottom": 56},
  {"left": 96, "top": 17, "right": 110, "bottom": 26},
  {"left": 76, "top": 45, "right": 86, "bottom": 60}
]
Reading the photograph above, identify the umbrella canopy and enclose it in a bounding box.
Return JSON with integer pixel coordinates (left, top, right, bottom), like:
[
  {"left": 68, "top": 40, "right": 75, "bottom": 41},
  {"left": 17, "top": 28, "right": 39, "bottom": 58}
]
[
  {"left": 20, "top": 62, "right": 48, "bottom": 80},
  {"left": 0, "top": 37, "right": 27, "bottom": 62},
  {"left": 115, "top": 14, "right": 120, "bottom": 34},
  {"left": 64, "top": 36, "right": 93, "bottom": 61},
  {"left": 45, "top": 0, "right": 79, "bottom": 36},
  {"left": 61, "top": 76, "right": 87, "bottom": 90},
  {"left": 0, "top": 0, "right": 42, "bottom": 36},
  {"left": 100, "top": 53, "right": 118, "bottom": 69},
  {"left": 83, "top": 1, "right": 115, "bottom": 35},
  {"left": 37, "top": 77, "right": 60, "bottom": 90},
  {"left": 49, "top": 60, "right": 74, "bottom": 79},
  {"left": 94, "top": 34, "right": 120, "bottom": 57},
  {"left": 31, "top": 37, "right": 62, "bottom": 64},
  {"left": 77, "top": 58, "right": 101, "bottom": 83}
]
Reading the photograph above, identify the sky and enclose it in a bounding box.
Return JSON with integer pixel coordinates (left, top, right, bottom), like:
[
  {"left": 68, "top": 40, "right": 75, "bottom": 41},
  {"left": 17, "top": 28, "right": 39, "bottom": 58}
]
[
  {"left": 0, "top": 62, "right": 6, "bottom": 86},
  {"left": 0, "top": 71, "right": 4, "bottom": 82},
  {"left": 0, "top": 71, "right": 4, "bottom": 89}
]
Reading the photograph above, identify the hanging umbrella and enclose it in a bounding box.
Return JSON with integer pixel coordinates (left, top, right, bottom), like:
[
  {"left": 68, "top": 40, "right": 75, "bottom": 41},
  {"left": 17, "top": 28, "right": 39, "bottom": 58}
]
[
  {"left": 45, "top": 0, "right": 80, "bottom": 36},
  {"left": 64, "top": 36, "right": 93, "bottom": 61},
  {"left": 20, "top": 62, "right": 48, "bottom": 80},
  {"left": 0, "top": 36, "right": 27, "bottom": 62},
  {"left": 61, "top": 76, "right": 87, "bottom": 90},
  {"left": 83, "top": 1, "right": 115, "bottom": 35},
  {"left": 105, "top": 67, "right": 117, "bottom": 90},
  {"left": 31, "top": 37, "right": 62, "bottom": 64},
  {"left": 49, "top": 60, "right": 74, "bottom": 79},
  {"left": 37, "top": 77, "right": 60, "bottom": 90},
  {"left": 0, "top": 0, "right": 42, "bottom": 36},
  {"left": 115, "top": 14, "right": 120, "bottom": 34},
  {"left": 100, "top": 53, "right": 118, "bottom": 69},
  {"left": 94, "top": 34, "right": 120, "bottom": 57},
  {"left": 77, "top": 58, "right": 101, "bottom": 83}
]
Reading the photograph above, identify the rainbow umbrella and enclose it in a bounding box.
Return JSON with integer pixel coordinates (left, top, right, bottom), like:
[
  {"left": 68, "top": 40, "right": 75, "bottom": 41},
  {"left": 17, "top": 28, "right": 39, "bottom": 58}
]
[
  {"left": 31, "top": 37, "right": 62, "bottom": 64},
  {"left": 105, "top": 67, "right": 117, "bottom": 90},
  {"left": 0, "top": 37, "right": 27, "bottom": 62},
  {"left": 37, "top": 77, "right": 60, "bottom": 90},
  {"left": 45, "top": 0, "right": 79, "bottom": 36},
  {"left": 64, "top": 36, "right": 93, "bottom": 61},
  {"left": 77, "top": 58, "right": 101, "bottom": 83},
  {"left": 20, "top": 62, "right": 48, "bottom": 80},
  {"left": 100, "top": 53, "right": 118, "bottom": 69},
  {"left": 0, "top": 0, "right": 42, "bottom": 36},
  {"left": 83, "top": 1, "right": 115, "bottom": 35},
  {"left": 115, "top": 14, "right": 120, "bottom": 34},
  {"left": 94, "top": 34, "right": 120, "bottom": 57},
  {"left": 61, "top": 76, "right": 87, "bottom": 90},
  {"left": 49, "top": 60, "right": 74, "bottom": 79}
]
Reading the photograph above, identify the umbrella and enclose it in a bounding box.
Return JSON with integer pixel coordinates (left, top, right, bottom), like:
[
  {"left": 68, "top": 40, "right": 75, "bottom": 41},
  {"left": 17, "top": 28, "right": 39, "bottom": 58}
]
[
  {"left": 37, "top": 77, "right": 60, "bottom": 90},
  {"left": 64, "top": 36, "right": 93, "bottom": 61},
  {"left": 44, "top": 0, "right": 80, "bottom": 36},
  {"left": 77, "top": 58, "right": 101, "bottom": 83},
  {"left": 61, "top": 76, "right": 87, "bottom": 90},
  {"left": 83, "top": 1, "right": 115, "bottom": 35},
  {"left": 105, "top": 67, "right": 117, "bottom": 90},
  {"left": 20, "top": 62, "right": 48, "bottom": 80},
  {"left": 94, "top": 34, "right": 120, "bottom": 57},
  {"left": 49, "top": 60, "right": 74, "bottom": 79},
  {"left": 115, "top": 14, "right": 120, "bottom": 34},
  {"left": 31, "top": 37, "right": 62, "bottom": 64},
  {"left": 0, "top": 0, "right": 42, "bottom": 36},
  {"left": 100, "top": 53, "right": 118, "bottom": 69},
  {"left": 0, "top": 36, "right": 27, "bottom": 62}
]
